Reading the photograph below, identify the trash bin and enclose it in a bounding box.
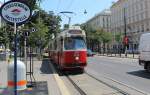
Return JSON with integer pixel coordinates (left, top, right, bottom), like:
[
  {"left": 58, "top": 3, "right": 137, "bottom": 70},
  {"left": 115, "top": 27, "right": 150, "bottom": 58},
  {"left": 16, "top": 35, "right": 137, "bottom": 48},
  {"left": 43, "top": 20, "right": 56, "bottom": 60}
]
[{"left": 7, "top": 60, "right": 27, "bottom": 90}]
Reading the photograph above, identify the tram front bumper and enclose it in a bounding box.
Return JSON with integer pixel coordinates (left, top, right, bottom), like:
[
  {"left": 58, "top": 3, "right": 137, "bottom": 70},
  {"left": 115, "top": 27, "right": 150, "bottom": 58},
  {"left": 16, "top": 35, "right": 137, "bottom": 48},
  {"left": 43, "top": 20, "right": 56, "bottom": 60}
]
[{"left": 62, "top": 62, "right": 87, "bottom": 68}]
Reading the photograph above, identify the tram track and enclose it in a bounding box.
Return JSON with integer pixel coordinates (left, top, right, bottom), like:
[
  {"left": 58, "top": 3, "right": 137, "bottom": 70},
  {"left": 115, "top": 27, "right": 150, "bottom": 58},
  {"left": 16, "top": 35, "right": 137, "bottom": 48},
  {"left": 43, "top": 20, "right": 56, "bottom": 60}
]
[
  {"left": 84, "top": 72, "right": 130, "bottom": 95},
  {"left": 64, "top": 71, "right": 129, "bottom": 95},
  {"left": 64, "top": 72, "right": 87, "bottom": 95},
  {"left": 85, "top": 71, "right": 149, "bottom": 95}
]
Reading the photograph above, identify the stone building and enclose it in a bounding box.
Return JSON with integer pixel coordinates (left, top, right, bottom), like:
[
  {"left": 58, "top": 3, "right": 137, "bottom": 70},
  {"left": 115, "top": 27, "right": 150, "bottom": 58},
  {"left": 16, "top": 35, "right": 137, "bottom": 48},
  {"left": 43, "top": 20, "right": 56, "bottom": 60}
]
[
  {"left": 86, "top": 9, "right": 111, "bottom": 32},
  {"left": 111, "top": 0, "right": 150, "bottom": 50}
]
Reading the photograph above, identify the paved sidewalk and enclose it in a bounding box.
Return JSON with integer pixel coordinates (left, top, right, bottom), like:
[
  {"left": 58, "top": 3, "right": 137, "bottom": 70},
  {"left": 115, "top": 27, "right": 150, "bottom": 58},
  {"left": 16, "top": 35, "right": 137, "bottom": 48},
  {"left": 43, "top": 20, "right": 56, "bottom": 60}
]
[
  {"left": 0, "top": 59, "right": 61, "bottom": 95},
  {"left": 0, "top": 61, "right": 7, "bottom": 92}
]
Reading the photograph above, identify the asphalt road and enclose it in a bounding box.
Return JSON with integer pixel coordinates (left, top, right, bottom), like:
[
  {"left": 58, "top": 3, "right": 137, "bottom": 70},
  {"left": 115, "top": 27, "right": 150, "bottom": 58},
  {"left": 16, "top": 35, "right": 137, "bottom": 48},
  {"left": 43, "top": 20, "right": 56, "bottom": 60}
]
[{"left": 86, "top": 56, "right": 150, "bottom": 94}]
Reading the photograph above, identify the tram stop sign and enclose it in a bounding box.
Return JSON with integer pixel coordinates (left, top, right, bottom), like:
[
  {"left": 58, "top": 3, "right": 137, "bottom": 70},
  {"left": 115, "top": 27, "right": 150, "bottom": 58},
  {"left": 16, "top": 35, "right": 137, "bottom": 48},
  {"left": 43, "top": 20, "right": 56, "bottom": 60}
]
[{"left": 0, "top": 1, "right": 31, "bottom": 25}]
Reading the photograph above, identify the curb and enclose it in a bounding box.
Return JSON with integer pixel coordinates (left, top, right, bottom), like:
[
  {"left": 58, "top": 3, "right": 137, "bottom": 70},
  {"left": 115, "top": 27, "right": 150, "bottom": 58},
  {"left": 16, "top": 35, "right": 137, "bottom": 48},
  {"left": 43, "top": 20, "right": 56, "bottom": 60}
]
[{"left": 97, "top": 54, "right": 139, "bottom": 59}]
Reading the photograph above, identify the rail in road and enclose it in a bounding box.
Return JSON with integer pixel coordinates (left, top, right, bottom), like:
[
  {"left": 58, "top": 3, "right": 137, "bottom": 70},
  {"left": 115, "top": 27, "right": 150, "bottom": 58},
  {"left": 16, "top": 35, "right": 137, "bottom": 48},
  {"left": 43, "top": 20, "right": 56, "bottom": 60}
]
[
  {"left": 85, "top": 72, "right": 129, "bottom": 95},
  {"left": 64, "top": 70, "right": 150, "bottom": 95},
  {"left": 48, "top": 58, "right": 149, "bottom": 95},
  {"left": 85, "top": 69, "right": 150, "bottom": 95},
  {"left": 64, "top": 71, "right": 129, "bottom": 95},
  {"left": 65, "top": 74, "right": 87, "bottom": 95}
]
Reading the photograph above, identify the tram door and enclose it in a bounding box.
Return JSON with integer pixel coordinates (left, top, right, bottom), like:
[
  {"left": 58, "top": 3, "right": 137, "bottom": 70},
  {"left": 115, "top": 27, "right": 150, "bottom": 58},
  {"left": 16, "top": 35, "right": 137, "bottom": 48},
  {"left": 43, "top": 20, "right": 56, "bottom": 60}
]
[{"left": 58, "top": 38, "right": 63, "bottom": 65}]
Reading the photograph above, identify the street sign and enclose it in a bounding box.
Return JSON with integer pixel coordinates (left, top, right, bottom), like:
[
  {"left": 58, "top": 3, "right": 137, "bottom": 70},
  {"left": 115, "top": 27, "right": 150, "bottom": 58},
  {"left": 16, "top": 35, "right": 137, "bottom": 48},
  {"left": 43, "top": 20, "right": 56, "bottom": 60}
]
[
  {"left": 0, "top": 1, "right": 31, "bottom": 25},
  {"left": 31, "top": 27, "right": 37, "bottom": 33}
]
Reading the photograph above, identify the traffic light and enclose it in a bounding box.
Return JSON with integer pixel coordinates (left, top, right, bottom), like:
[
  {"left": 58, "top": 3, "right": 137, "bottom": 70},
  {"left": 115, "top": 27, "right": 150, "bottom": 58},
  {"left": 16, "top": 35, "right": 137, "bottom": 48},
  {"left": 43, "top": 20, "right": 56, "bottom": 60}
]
[{"left": 123, "top": 36, "right": 128, "bottom": 45}]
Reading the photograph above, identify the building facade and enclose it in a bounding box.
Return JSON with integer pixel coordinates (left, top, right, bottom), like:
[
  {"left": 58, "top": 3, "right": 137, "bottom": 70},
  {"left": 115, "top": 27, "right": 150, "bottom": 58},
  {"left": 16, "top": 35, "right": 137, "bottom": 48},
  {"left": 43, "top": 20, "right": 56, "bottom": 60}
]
[
  {"left": 86, "top": 9, "right": 111, "bottom": 32},
  {"left": 111, "top": 0, "right": 150, "bottom": 50}
]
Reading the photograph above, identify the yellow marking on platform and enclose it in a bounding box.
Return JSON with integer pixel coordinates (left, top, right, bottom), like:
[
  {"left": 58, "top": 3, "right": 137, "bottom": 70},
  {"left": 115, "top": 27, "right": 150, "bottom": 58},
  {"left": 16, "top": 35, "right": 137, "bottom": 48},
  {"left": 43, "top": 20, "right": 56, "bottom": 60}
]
[{"left": 49, "top": 63, "right": 71, "bottom": 95}]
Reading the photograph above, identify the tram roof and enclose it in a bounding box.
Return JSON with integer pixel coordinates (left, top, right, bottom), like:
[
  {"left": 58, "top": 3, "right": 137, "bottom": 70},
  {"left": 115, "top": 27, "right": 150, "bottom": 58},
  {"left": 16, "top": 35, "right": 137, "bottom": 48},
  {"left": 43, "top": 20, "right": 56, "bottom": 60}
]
[{"left": 57, "top": 27, "right": 86, "bottom": 38}]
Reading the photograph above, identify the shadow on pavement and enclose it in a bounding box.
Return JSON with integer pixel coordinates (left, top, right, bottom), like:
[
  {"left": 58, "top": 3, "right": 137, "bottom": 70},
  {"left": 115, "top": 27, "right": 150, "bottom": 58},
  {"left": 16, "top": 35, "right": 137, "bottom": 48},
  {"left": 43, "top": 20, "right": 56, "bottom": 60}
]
[
  {"left": 127, "top": 70, "right": 150, "bottom": 79},
  {"left": 62, "top": 68, "right": 84, "bottom": 76},
  {"left": 40, "top": 59, "right": 55, "bottom": 74}
]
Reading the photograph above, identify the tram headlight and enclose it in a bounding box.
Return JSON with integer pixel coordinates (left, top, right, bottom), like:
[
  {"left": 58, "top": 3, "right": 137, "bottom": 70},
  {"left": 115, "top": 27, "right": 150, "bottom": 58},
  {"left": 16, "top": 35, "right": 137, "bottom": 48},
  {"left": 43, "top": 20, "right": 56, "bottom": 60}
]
[{"left": 75, "top": 56, "right": 79, "bottom": 61}]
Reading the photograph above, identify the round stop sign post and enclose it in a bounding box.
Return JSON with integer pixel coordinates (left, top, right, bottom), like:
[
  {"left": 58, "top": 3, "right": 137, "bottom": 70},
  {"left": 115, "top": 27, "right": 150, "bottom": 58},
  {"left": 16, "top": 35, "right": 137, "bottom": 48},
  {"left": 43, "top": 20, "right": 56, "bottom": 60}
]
[
  {"left": 0, "top": 1, "right": 31, "bottom": 25},
  {"left": 0, "top": 1, "right": 31, "bottom": 95}
]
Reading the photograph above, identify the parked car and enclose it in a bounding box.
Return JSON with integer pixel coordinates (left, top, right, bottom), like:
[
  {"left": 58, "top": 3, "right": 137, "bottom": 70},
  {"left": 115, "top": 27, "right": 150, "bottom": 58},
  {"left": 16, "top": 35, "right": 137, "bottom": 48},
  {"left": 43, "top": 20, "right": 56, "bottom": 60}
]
[
  {"left": 87, "top": 49, "right": 95, "bottom": 56},
  {"left": 139, "top": 33, "right": 150, "bottom": 72},
  {"left": 126, "top": 49, "right": 139, "bottom": 54}
]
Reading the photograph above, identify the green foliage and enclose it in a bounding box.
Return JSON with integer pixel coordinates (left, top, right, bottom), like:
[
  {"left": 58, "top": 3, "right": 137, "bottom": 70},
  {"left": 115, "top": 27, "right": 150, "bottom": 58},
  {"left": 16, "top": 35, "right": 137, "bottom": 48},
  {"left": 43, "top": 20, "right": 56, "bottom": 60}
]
[
  {"left": 115, "top": 32, "right": 122, "bottom": 43},
  {"left": 25, "top": 0, "right": 43, "bottom": 10},
  {"left": 24, "top": 9, "right": 61, "bottom": 49},
  {"left": 101, "top": 30, "right": 112, "bottom": 43},
  {"left": 28, "top": 20, "right": 48, "bottom": 48},
  {"left": 82, "top": 25, "right": 112, "bottom": 44},
  {"left": 0, "top": 0, "right": 61, "bottom": 50},
  {"left": 0, "top": 25, "right": 14, "bottom": 49}
]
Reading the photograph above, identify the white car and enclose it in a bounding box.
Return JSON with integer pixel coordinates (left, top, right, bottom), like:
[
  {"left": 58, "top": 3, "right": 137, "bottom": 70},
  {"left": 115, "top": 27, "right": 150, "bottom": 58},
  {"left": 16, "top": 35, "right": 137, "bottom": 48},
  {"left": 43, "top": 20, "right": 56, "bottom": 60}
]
[{"left": 139, "top": 33, "right": 150, "bottom": 72}]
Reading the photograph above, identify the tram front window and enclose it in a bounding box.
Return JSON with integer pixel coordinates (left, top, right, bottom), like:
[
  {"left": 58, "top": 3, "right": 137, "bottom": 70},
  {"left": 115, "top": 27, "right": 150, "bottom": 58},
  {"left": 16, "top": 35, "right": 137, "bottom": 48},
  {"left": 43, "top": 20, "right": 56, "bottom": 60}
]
[{"left": 64, "top": 37, "right": 86, "bottom": 50}]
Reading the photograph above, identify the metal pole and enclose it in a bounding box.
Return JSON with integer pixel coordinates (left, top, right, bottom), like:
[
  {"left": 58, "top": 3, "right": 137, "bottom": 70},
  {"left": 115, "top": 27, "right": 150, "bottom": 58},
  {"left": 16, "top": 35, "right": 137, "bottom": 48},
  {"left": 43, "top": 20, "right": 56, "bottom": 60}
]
[
  {"left": 68, "top": 17, "right": 71, "bottom": 26},
  {"left": 14, "top": 23, "right": 17, "bottom": 95},
  {"left": 124, "top": 8, "right": 127, "bottom": 57},
  {"left": 24, "top": 32, "right": 27, "bottom": 79}
]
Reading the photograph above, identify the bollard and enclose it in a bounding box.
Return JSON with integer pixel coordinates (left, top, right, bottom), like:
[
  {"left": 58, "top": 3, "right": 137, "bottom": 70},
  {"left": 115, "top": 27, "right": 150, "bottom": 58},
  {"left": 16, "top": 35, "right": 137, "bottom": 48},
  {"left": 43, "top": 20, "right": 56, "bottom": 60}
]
[{"left": 7, "top": 60, "right": 27, "bottom": 90}]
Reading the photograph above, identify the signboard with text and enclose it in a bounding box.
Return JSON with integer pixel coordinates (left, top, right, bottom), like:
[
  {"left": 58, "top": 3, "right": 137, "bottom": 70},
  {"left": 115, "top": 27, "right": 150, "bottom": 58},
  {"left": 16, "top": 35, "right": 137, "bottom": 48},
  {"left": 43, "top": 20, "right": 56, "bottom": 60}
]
[{"left": 0, "top": 1, "right": 31, "bottom": 25}]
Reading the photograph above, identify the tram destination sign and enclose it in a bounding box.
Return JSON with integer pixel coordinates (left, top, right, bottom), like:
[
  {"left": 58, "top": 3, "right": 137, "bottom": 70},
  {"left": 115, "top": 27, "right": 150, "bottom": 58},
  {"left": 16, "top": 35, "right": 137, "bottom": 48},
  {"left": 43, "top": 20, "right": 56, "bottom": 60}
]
[{"left": 0, "top": 1, "right": 31, "bottom": 25}]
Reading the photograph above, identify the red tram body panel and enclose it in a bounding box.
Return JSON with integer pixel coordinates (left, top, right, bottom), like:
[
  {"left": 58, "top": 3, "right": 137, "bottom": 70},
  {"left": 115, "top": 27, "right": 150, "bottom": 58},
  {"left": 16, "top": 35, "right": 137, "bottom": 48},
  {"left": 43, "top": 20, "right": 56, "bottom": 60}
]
[
  {"left": 48, "top": 26, "right": 87, "bottom": 71},
  {"left": 60, "top": 51, "right": 87, "bottom": 68}
]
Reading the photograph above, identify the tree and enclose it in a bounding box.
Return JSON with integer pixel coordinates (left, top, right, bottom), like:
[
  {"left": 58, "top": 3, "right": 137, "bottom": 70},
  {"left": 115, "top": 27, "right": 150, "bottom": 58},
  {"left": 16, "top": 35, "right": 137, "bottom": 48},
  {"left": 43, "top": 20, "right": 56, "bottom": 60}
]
[
  {"left": 115, "top": 32, "right": 122, "bottom": 43},
  {"left": 19, "top": 0, "right": 43, "bottom": 10},
  {"left": 101, "top": 30, "right": 112, "bottom": 44},
  {"left": 81, "top": 24, "right": 113, "bottom": 53},
  {"left": 28, "top": 20, "right": 48, "bottom": 48},
  {"left": 0, "top": 25, "right": 14, "bottom": 50},
  {"left": 21, "top": 8, "right": 61, "bottom": 49},
  {"left": 1, "top": 0, "right": 61, "bottom": 53}
]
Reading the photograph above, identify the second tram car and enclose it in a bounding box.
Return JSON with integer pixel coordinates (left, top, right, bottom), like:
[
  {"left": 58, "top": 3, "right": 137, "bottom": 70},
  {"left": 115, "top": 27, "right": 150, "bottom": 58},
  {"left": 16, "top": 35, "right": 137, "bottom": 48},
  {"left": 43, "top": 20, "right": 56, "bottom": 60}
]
[{"left": 48, "top": 26, "right": 87, "bottom": 71}]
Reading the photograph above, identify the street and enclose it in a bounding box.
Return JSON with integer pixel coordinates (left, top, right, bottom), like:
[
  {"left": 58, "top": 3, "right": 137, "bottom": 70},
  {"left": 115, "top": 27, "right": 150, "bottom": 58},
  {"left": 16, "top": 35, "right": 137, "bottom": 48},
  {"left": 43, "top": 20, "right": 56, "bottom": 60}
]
[{"left": 86, "top": 56, "right": 150, "bottom": 94}]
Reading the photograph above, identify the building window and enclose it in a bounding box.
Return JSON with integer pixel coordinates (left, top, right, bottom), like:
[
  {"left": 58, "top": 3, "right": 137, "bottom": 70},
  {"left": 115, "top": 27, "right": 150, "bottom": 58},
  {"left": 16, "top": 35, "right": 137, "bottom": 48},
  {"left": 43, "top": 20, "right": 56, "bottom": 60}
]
[{"left": 140, "top": 25, "right": 144, "bottom": 32}]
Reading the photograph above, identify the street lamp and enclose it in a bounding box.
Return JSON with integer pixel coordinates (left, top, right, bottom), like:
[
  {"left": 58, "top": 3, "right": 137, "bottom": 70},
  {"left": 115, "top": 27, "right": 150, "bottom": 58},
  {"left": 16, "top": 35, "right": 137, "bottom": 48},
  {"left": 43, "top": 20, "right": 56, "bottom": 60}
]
[
  {"left": 59, "top": 11, "right": 76, "bottom": 27},
  {"left": 123, "top": 8, "right": 128, "bottom": 57}
]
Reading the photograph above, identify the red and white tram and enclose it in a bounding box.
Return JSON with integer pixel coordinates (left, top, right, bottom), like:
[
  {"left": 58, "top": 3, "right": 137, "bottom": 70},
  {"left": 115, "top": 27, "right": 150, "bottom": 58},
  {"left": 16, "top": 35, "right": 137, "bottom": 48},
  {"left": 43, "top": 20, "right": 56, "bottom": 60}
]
[{"left": 48, "top": 26, "right": 87, "bottom": 71}]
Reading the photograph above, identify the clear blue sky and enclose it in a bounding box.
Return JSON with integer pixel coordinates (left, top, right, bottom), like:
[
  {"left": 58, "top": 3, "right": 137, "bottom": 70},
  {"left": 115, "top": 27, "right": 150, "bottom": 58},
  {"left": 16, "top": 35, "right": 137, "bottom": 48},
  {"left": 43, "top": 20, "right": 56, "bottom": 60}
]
[
  {"left": 41, "top": 0, "right": 117, "bottom": 27},
  {"left": 0, "top": 0, "right": 117, "bottom": 27}
]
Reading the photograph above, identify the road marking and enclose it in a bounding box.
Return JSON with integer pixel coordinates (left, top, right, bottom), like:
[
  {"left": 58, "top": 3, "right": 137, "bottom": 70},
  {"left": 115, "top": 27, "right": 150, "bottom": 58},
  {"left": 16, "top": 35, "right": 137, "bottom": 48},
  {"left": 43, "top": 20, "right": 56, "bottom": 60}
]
[{"left": 49, "top": 62, "right": 71, "bottom": 95}]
